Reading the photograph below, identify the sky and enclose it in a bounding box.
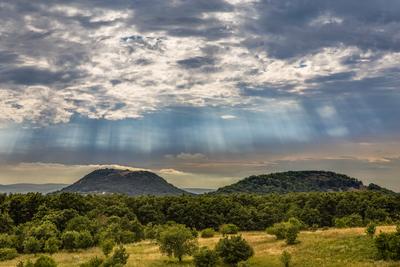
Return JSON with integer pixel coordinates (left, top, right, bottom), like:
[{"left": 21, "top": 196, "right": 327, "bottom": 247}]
[{"left": 0, "top": 0, "right": 399, "bottom": 190}]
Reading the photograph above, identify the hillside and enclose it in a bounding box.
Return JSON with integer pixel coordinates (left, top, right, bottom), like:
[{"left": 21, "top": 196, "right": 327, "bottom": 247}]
[
  {"left": 61, "top": 168, "right": 189, "bottom": 196},
  {"left": 215, "top": 171, "right": 394, "bottom": 194},
  {"left": 0, "top": 183, "right": 67, "bottom": 194}
]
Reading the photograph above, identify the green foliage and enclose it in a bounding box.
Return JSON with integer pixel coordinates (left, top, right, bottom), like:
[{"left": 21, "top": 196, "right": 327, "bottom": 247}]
[
  {"left": 101, "top": 239, "right": 115, "bottom": 256},
  {"left": 375, "top": 232, "right": 400, "bottom": 260},
  {"left": 0, "top": 248, "right": 18, "bottom": 261},
  {"left": 0, "top": 233, "right": 15, "bottom": 249},
  {"left": 0, "top": 213, "right": 14, "bottom": 233},
  {"left": 219, "top": 224, "right": 239, "bottom": 236},
  {"left": 65, "top": 216, "right": 93, "bottom": 232},
  {"left": 61, "top": 231, "right": 80, "bottom": 251},
  {"left": 200, "top": 228, "right": 215, "bottom": 238},
  {"left": 334, "top": 214, "right": 364, "bottom": 228},
  {"left": 365, "top": 223, "right": 376, "bottom": 237},
  {"left": 215, "top": 235, "right": 254, "bottom": 266},
  {"left": 193, "top": 247, "right": 219, "bottom": 267},
  {"left": 77, "top": 231, "right": 94, "bottom": 249},
  {"left": 103, "top": 245, "right": 129, "bottom": 267},
  {"left": 158, "top": 224, "right": 198, "bottom": 261},
  {"left": 266, "top": 218, "right": 302, "bottom": 244},
  {"left": 280, "top": 251, "right": 292, "bottom": 267},
  {"left": 33, "top": 255, "right": 57, "bottom": 267},
  {"left": 23, "top": 236, "right": 41, "bottom": 254},
  {"left": 44, "top": 237, "right": 61, "bottom": 254},
  {"left": 79, "top": 256, "right": 104, "bottom": 267}
]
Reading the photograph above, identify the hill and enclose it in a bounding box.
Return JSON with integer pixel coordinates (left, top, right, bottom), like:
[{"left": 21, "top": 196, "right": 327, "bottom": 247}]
[
  {"left": 0, "top": 183, "right": 67, "bottom": 194},
  {"left": 215, "top": 170, "right": 394, "bottom": 194},
  {"left": 60, "top": 168, "right": 189, "bottom": 196}
]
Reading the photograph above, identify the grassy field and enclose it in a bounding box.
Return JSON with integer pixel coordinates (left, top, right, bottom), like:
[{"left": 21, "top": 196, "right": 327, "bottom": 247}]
[{"left": 2, "top": 226, "right": 399, "bottom": 267}]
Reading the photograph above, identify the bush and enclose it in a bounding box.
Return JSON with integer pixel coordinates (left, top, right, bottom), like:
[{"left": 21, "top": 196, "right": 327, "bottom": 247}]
[
  {"left": 158, "top": 224, "right": 198, "bottom": 262},
  {"left": 266, "top": 218, "right": 302, "bottom": 244},
  {"left": 61, "top": 231, "right": 80, "bottom": 251},
  {"left": 375, "top": 232, "right": 400, "bottom": 260},
  {"left": 33, "top": 255, "right": 57, "bottom": 267},
  {"left": 44, "top": 237, "right": 61, "bottom": 254},
  {"left": 193, "top": 247, "right": 219, "bottom": 267},
  {"left": 0, "top": 234, "right": 15, "bottom": 249},
  {"left": 77, "top": 231, "right": 94, "bottom": 249},
  {"left": 200, "top": 228, "right": 215, "bottom": 238},
  {"left": 23, "top": 237, "right": 41, "bottom": 254},
  {"left": 219, "top": 224, "right": 239, "bottom": 236},
  {"left": 0, "top": 248, "right": 18, "bottom": 261},
  {"left": 285, "top": 225, "right": 299, "bottom": 245},
  {"left": 103, "top": 245, "right": 129, "bottom": 267},
  {"left": 280, "top": 251, "right": 292, "bottom": 267},
  {"left": 334, "top": 214, "right": 363, "bottom": 228},
  {"left": 365, "top": 223, "right": 376, "bottom": 237},
  {"left": 79, "top": 256, "right": 103, "bottom": 267},
  {"left": 266, "top": 222, "right": 288, "bottom": 240},
  {"left": 215, "top": 235, "right": 254, "bottom": 266},
  {"left": 101, "top": 239, "right": 115, "bottom": 257}
]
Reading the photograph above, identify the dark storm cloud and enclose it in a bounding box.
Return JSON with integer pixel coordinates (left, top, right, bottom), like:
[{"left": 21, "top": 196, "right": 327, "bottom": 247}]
[
  {"left": 177, "top": 56, "right": 215, "bottom": 69},
  {"left": 245, "top": 0, "right": 400, "bottom": 59}
]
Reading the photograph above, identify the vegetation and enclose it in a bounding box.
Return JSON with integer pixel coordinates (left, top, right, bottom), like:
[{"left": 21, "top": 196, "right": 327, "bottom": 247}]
[
  {"left": 0, "top": 248, "right": 18, "bottom": 261},
  {"left": 365, "top": 223, "right": 376, "bottom": 237},
  {"left": 375, "top": 228, "right": 400, "bottom": 260},
  {"left": 219, "top": 224, "right": 239, "bottom": 236},
  {"left": 157, "top": 224, "right": 198, "bottom": 261},
  {"left": 215, "top": 235, "right": 254, "bottom": 266},
  {"left": 280, "top": 251, "right": 292, "bottom": 267},
  {"left": 266, "top": 218, "right": 302, "bottom": 244},
  {"left": 193, "top": 247, "right": 219, "bottom": 267},
  {"left": 214, "top": 171, "right": 394, "bottom": 194},
  {"left": 200, "top": 228, "right": 215, "bottom": 238}
]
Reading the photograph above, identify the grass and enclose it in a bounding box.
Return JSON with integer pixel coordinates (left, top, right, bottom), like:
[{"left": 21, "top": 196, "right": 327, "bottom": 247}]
[{"left": 1, "top": 226, "right": 399, "bottom": 267}]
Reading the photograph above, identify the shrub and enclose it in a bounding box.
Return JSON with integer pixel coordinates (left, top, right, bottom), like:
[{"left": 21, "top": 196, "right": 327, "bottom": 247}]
[
  {"left": 375, "top": 232, "right": 400, "bottom": 260},
  {"left": 280, "top": 251, "right": 292, "bottom": 267},
  {"left": 79, "top": 256, "right": 104, "bottom": 267},
  {"left": 193, "top": 247, "right": 219, "bottom": 267},
  {"left": 101, "top": 239, "right": 115, "bottom": 257},
  {"left": 0, "top": 234, "right": 15, "bottom": 249},
  {"left": 77, "top": 231, "right": 94, "bottom": 249},
  {"left": 285, "top": 225, "right": 299, "bottom": 245},
  {"left": 334, "top": 214, "right": 363, "bottom": 228},
  {"left": 215, "top": 235, "right": 254, "bottom": 266},
  {"left": 219, "top": 224, "right": 239, "bottom": 236},
  {"left": 158, "top": 224, "right": 198, "bottom": 262},
  {"left": 103, "top": 245, "right": 129, "bottom": 267},
  {"left": 61, "top": 231, "right": 80, "bottom": 251},
  {"left": 44, "top": 237, "right": 61, "bottom": 254},
  {"left": 0, "top": 248, "right": 18, "bottom": 261},
  {"left": 200, "top": 228, "right": 215, "bottom": 238},
  {"left": 23, "top": 237, "right": 41, "bottom": 254},
  {"left": 266, "top": 222, "right": 288, "bottom": 240},
  {"left": 33, "top": 255, "right": 57, "bottom": 267},
  {"left": 365, "top": 223, "right": 376, "bottom": 237}
]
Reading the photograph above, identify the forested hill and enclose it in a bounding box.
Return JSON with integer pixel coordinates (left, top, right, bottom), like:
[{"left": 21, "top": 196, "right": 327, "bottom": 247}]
[
  {"left": 61, "top": 168, "right": 189, "bottom": 196},
  {"left": 215, "top": 171, "right": 394, "bottom": 194}
]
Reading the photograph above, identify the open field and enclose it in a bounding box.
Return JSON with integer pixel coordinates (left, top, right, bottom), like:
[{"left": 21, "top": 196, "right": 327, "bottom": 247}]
[{"left": 1, "top": 226, "right": 399, "bottom": 267}]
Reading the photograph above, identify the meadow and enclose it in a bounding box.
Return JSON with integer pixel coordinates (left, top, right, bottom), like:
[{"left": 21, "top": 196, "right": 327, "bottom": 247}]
[{"left": 1, "top": 226, "right": 398, "bottom": 267}]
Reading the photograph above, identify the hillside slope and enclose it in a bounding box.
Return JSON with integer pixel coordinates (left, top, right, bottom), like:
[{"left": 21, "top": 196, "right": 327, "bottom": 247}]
[
  {"left": 215, "top": 171, "right": 394, "bottom": 194},
  {"left": 0, "top": 183, "right": 67, "bottom": 194},
  {"left": 61, "top": 168, "right": 188, "bottom": 196}
]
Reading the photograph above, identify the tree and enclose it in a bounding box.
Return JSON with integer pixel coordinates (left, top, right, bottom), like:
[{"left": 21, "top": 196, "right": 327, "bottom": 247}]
[
  {"left": 215, "top": 235, "right": 254, "bottom": 266},
  {"left": 365, "top": 223, "right": 376, "bottom": 237},
  {"left": 101, "top": 239, "right": 115, "bottom": 257},
  {"left": 285, "top": 225, "right": 299, "bottom": 245},
  {"left": 0, "top": 248, "right": 18, "bottom": 261},
  {"left": 280, "top": 251, "right": 292, "bottom": 267},
  {"left": 201, "top": 228, "right": 215, "bottom": 238},
  {"left": 375, "top": 232, "right": 400, "bottom": 260},
  {"left": 103, "top": 245, "right": 129, "bottom": 267},
  {"left": 0, "top": 213, "right": 14, "bottom": 234},
  {"left": 44, "top": 237, "right": 61, "bottom": 254},
  {"left": 158, "top": 224, "right": 198, "bottom": 262},
  {"left": 23, "top": 236, "right": 41, "bottom": 254},
  {"left": 33, "top": 255, "right": 57, "bottom": 267},
  {"left": 194, "top": 247, "right": 219, "bottom": 267},
  {"left": 77, "top": 231, "right": 94, "bottom": 249},
  {"left": 61, "top": 231, "right": 80, "bottom": 251},
  {"left": 219, "top": 224, "right": 239, "bottom": 236}
]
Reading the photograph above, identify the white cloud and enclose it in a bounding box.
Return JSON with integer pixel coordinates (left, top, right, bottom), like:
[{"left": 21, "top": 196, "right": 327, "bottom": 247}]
[{"left": 221, "top": 115, "right": 237, "bottom": 120}]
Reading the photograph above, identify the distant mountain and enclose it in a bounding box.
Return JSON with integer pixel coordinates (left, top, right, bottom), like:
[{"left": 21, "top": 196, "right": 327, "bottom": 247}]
[
  {"left": 214, "top": 171, "right": 395, "bottom": 194},
  {"left": 182, "top": 188, "right": 216, "bottom": 194},
  {"left": 0, "top": 183, "right": 67, "bottom": 194},
  {"left": 60, "top": 168, "right": 189, "bottom": 196}
]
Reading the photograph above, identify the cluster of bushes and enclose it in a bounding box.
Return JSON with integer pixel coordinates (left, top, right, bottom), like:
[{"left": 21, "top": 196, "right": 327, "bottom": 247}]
[
  {"left": 266, "top": 218, "right": 303, "bottom": 245},
  {"left": 374, "top": 226, "right": 400, "bottom": 261}
]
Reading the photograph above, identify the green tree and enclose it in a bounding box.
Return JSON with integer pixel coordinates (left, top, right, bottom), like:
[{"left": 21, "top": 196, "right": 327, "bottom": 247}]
[
  {"left": 365, "top": 223, "right": 376, "bottom": 237},
  {"left": 33, "top": 255, "right": 57, "bottom": 267},
  {"left": 101, "top": 239, "right": 115, "bottom": 256},
  {"left": 23, "top": 237, "right": 41, "bottom": 254},
  {"left": 215, "top": 235, "right": 254, "bottom": 266},
  {"left": 77, "top": 231, "right": 94, "bottom": 249},
  {"left": 158, "top": 224, "right": 198, "bottom": 262},
  {"left": 285, "top": 225, "right": 299, "bottom": 245},
  {"left": 44, "top": 237, "right": 61, "bottom": 254},
  {"left": 103, "top": 245, "right": 129, "bottom": 267},
  {"left": 61, "top": 231, "right": 80, "bottom": 251},
  {"left": 0, "top": 213, "right": 14, "bottom": 234},
  {"left": 201, "top": 228, "right": 215, "bottom": 238},
  {"left": 219, "top": 224, "right": 239, "bottom": 236},
  {"left": 0, "top": 248, "right": 18, "bottom": 261},
  {"left": 193, "top": 247, "right": 219, "bottom": 267},
  {"left": 280, "top": 251, "right": 292, "bottom": 267}
]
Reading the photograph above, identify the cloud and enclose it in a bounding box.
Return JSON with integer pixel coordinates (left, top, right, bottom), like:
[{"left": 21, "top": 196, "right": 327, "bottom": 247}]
[
  {"left": 220, "top": 115, "right": 237, "bottom": 120},
  {"left": 165, "top": 153, "right": 207, "bottom": 161}
]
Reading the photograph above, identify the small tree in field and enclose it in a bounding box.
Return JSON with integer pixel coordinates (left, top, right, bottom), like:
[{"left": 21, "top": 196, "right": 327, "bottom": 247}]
[
  {"left": 103, "top": 245, "right": 129, "bottom": 267},
  {"left": 158, "top": 224, "right": 198, "bottom": 262},
  {"left": 215, "top": 235, "right": 254, "bottom": 266},
  {"left": 280, "top": 251, "right": 292, "bottom": 267},
  {"left": 101, "top": 239, "right": 115, "bottom": 257},
  {"left": 219, "top": 224, "right": 239, "bottom": 236},
  {"left": 193, "top": 247, "right": 219, "bottom": 267},
  {"left": 285, "top": 225, "right": 299, "bottom": 245},
  {"left": 365, "top": 223, "right": 376, "bottom": 237}
]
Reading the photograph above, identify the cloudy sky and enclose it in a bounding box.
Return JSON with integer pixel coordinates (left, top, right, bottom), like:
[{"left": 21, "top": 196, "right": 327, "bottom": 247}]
[{"left": 0, "top": 0, "right": 399, "bottom": 190}]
